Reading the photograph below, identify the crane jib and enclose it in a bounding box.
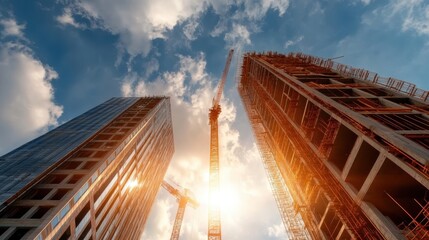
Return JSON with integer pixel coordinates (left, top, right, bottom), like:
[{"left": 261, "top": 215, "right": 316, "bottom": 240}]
[{"left": 212, "top": 49, "right": 234, "bottom": 107}]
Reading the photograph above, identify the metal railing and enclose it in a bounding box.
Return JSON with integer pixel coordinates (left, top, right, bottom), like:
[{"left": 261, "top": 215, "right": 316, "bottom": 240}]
[{"left": 289, "top": 52, "right": 429, "bottom": 103}]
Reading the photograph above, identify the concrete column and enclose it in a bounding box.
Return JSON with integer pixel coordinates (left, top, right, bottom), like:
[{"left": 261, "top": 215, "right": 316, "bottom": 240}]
[
  {"left": 341, "top": 136, "right": 363, "bottom": 180},
  {"left": 335, "top": 224, "right": 346, "bottom": 240},
  {"left": 90, "top": 192, "right": 97, "bottom": 240},
  {"left": 70, "top": 216, "right": 76, "bottom": 239},
  {"left": 357, "top": 154, "right": 386, "bottom": 201},
  {"left": 300, "top": 100, "right": 309, "bottom": 127},
  {"left": 318, "top": 203, "right": 331, "bottom": 229}
]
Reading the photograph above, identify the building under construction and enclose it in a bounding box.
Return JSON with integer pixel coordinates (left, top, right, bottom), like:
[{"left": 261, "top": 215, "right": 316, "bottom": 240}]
[
  {"left": 238, "top": 52, "right": 429, "bottom": 239},
  {"left": 0, "top": 97, "right": 174, "bottom": 239}
]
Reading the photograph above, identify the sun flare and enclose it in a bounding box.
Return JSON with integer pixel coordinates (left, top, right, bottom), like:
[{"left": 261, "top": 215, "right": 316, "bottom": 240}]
[
  {"left": 208, "top": 185, "right": 240, "bottom": 215},
  {"left": 125, "top": 179, "right": 140, "bottom": 190}
]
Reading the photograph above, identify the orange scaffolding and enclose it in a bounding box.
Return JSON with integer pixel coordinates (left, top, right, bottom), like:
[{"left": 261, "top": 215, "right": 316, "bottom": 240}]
[{"left": 239, "top": 86, "right": 313, "bottom": 239}]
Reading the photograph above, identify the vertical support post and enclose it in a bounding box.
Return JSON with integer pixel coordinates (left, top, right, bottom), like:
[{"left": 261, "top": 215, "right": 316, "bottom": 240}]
[{"left": 357, "top": 155, "right": 386, "bottom": 201}]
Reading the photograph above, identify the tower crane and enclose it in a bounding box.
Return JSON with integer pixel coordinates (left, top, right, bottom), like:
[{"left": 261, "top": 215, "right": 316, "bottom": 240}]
[
  {"left": 208, "top": 49, "right": 234, "bottom": 240},
  {"left": 162, "top": 180, "right": 199, "bottom": 240}
]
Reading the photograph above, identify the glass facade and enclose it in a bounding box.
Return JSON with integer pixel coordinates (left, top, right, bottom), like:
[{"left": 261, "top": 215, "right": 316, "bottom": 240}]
[
  {"left": 0, "top": 97, "right": 174, "bottom": 239},
  {"left": 0, "top": 98, "right": 139, "bottom": 205}
]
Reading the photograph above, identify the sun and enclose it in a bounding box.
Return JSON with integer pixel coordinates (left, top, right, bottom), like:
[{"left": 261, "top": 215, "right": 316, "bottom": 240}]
[
  {"left": 220, "top": 187, "right": 239, "bottom": 213},
  {"left": 198, "top": 172, "right": 244, "bottom": 221},
  {"left": 208, "top": 185, "right": 240, "bottom": 215}
]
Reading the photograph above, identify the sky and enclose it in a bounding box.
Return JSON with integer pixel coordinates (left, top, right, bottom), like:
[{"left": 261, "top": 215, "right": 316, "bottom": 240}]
[{"left": 0, "top": 0, "right": 428, "bottom": 239}]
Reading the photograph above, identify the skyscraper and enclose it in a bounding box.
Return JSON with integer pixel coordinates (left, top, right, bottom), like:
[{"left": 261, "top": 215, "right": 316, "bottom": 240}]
[
  {"left": 238, "top": 52, "right": 429, "bottom": 239},
  {"left": 0, "top": 97, "right": 174, "bottom": 239}
]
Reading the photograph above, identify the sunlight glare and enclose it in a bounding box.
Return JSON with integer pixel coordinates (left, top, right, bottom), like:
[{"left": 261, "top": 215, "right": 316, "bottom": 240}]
[
  {"left": 220, "top": 186, "right": 239, "bottom": 213},
  {"left": 207, "top": 186, "right": 240, "bottom": 215},
  {"left": 125, "top": 179, "right": 139, "bottom": 190}
]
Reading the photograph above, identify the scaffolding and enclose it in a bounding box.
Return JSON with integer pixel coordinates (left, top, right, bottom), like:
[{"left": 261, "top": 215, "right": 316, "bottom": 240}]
[
  {"left": 388, "top": 194, "right": 429, "bottom": 240},
  {"left": 239, "top": 86, "right": 312, "bottom": 239}
]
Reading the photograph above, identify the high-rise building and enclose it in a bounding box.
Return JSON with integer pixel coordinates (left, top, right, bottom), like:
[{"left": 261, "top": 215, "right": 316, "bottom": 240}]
[
  {"left": 238, "top": 52, "right": 429, "bottom": 239},
  {"left": 0, "top": 97, "right": 174, "bottom": 239}
]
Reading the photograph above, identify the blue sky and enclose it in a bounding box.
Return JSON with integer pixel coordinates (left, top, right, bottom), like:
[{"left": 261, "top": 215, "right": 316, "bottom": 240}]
[{"left": 0, "top": 0, "right": 428, "bottom": 239}]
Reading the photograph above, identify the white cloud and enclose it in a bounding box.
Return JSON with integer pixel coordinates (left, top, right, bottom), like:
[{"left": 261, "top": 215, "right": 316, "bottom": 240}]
[
  {"left": 144, "top": 58, "right": 160, "bottom": 77},
  {"left": 224, "top": 23, "right": 252, "bottom": 49},
  {"left": 61, "top": 0, "right": 290, "bottom": 57},
  {"left": 265, "top": 0, "right": 289, "bottom": 16},
  {"left": 56, "top": 8, "right": 82, "bottom": 28},
  {"left": 122, "top": 53, "right": 207, "bottom": 97},
  {"left": 211, "top": 0, "right": 289, "bottom": 49},
  {"left": 71, "top": 0, "right": 205, "bottom": 56},
  {"left": 0, "top": 42, "right": 63, "bottom": 155},
  {"left": 245, "top": 0, "right": 289, "bottom": 19},
  {"left": 361, "top": 0, "right": 371, "bottom": 5},
  {"left": 284, "top": 35, "right": 304, "bottom": 49},
  {"left": 120, "top": 72, "right": 137, "bottom": 97},
  {"left": 178, "top": 54, "right": 207, "bottom": 83},
  {"left": 141, "top": 197, "right": 174, "bottom": 240},
  {"left": 210, "top": 0, "right": 289, "bottom": 20},
  {"left": 123, "top": 53, "right": 284, "bottom": 239},
  {"left": 219, "top": 0, "right": 289, "bottom": 49},
  {"left": 268, "top": 222, "right": 287, "bottom": 238},
  {"left": 373, "top": 0, "right": 429, "bottom": 36},
  {"left": 210, "top": 19, "right": 228, "bottom": 37},
  {"left": 183, "top": 17, "right": 200, "bottom": 41},
  {"left": 397, "top": 1, "right": 429, "bottom": 36},
  {"left": 309, "top": 1, "right": 325, "bottom": 16},
  {"left": 0, "top": 19, "right": 25, "bottom": 38}
]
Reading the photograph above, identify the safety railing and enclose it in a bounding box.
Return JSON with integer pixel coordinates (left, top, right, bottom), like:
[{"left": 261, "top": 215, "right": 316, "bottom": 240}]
[{"left": 289, "top": 53, "right": 429, "bottom": 103}]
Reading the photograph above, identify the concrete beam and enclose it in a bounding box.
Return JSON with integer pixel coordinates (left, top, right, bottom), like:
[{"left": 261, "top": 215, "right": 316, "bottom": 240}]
[
  {"left": 14, "top": 200, "right": 60, "bottom": 207},
  {"left": 54, "top": 169, "right": 90, "bottom": 174},
  {"left": 0, "top": 218, "right": 42, "bottom": 227},
  {"left": 360, "top": 202, "right": 406, "bottom": 240},
  {"left": 37, "top": 184, "right": 76, "bottom": 189},
  {"left": 394, "top": 130, "right": 429, "bottom": 135}
]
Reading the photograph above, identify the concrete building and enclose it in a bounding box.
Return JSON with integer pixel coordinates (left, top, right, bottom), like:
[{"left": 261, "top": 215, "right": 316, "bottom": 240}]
[
  {"left": 238, "top": 52, "right": 429, "bottom": 239},
  {"left": 0, "top": 97, "right": 174, "bottom": 239}
]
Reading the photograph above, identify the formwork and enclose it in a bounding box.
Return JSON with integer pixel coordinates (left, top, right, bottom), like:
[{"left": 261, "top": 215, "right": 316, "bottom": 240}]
[{"left": 238, "top": 52, "right": 429, "bottom": 239}]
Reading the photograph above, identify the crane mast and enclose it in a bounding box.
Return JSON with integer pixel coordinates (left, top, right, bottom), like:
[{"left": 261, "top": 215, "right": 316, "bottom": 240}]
[
  {"left": 162, "top": 180, "right": 198, "bottom": 240},
  {"left": 208, "top": 49, "right": 234, "bottom": 240}
]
